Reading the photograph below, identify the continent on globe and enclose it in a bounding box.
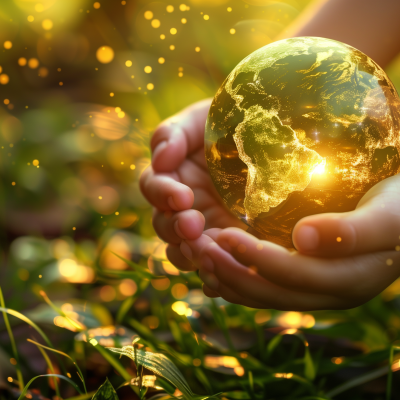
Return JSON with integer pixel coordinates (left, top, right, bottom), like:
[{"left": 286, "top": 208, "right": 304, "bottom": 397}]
[{"left": 205, "top": 37, "right": 400, "bottom": 248}]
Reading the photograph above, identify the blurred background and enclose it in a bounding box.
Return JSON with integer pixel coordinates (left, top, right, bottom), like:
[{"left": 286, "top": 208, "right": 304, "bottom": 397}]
[{"left": 1, "top": 0, "right": 400, "bottom": 398}]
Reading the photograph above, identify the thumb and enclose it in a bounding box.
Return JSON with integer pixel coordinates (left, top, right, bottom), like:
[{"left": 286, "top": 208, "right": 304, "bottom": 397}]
[{"left": 292, "top": 192, "right": 400, "bottom": 258}]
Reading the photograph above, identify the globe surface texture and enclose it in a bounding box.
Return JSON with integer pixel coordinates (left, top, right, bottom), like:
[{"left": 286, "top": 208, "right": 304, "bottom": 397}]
[{"left": 205, "top": 37, "right": 400, "bottom": 248}]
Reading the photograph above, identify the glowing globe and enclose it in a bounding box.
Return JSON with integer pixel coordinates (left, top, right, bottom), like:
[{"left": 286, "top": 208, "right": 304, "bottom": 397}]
[{"left": 205, "top": 37, "right": 400, "bottom": 248}]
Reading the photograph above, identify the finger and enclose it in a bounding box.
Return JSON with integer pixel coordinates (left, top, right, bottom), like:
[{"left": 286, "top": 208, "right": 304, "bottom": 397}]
[
  {"left": 180, "top": 229, "right": 222, "bottom": 264},
  {"left": 199, "top": 271, "right": 267, "bottom": 307},
  {"left": 153, "top": 209, "right": 205, "bottom": 245},
  {"left": 293, "top": 174, "right": 400, "bottom": 257},
  {"left": 151, "top": 99, "right": 212, "bottom": 172},
  {"left": 216, "top": 228, "right": 400, "bottom": 298},
  {"left": 140, "top": 167, "right": 194, "bottom": 211},
  {"left": 199, "top": 241, "right": 343, "bottom": 311},
  {"left": 166, "top": 244, "right": 197, "bottom": 271},
  {"left": 202, "top": 284, "right": 220, "bottom": 298}
]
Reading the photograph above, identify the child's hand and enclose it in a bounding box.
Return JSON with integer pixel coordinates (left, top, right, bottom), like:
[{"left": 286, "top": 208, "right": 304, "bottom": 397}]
[
  {"left": 140, "top": 99, "right": 246, "bottom": 270},
  {"left": 182, "top": 173, "right": 400, "bottom": 310}
]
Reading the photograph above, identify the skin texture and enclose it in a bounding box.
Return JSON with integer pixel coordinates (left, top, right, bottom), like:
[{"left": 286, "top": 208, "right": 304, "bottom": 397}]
[
  {"left": 140, "top": 99, "right": 400, "bottom": 310},
  {"left": 140, "top": 0, "right": 400, "bottom": 310}
]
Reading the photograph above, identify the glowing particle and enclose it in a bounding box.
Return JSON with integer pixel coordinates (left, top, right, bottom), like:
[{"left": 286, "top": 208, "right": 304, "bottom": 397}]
[
  {"left": 96, "top": 46, "right": 114, "bottom": 63},
  {"left": 178, "top": 72, "right": 183, "bottom": 77},
  {"left": 256, "top": 243, "right": 263, "bottom": 250},
  {"left": 147, "top": 83, "right": 154, "bottom": 90},
  {"left": 234, "top": 366, "right": 245, "bottom": 376},
  {"left": 28, "top": 58, "right": 39, "bottom": 69},
  {"left": 170, "top": 27, "right": 177, "bottom": 35},
  {"left": 0, "top": 74, "right": 9, "bottom": 85},
  {"left": 230, "top": 28, "right": 236, "bottom": 34},
  {"left": 33, "top": 159, "right": 39, "bottom": 166},
  {"left": 130, "top": 164, "right": 135, "bottom": 170},
  {"left": 35, "top": 4, "right": 44, "bottom": 12},
  {"left": 195, "top": 46, "right": 200, "bottom": 52},
  {"left": 18, "top": 57, "right": 27, "bottom": 66},
  {"left": 11, "top": 182, "right": 16, "bottom": 186},
  {"left": 386, "top": 259, "right": 393, "bottom": 266},
  {"left": 4, "top": 41, "right": 12, "bottom": 49},
  {"left": 93, "top": 2, "right": 101, "bottom": 9},
  {"left": 115, "top": 211, "right": 119, "bottom": 215},
  {"left": 180, "top": 4, "right": 187, "bottom": 11},
  {"left": 227, "top": 7, "right": 232, "bottom": 11},
  {"left": 166, "top": 5, "right": 174, "bottom": 12},
  {"left": 98, "top": 196, "right": 102, "bottom": 199},
  {"left": 158, "top": 57, "right": 165, "bottom": 64},
  {"left": 4, "top": 99, "right": 9, "bottom": 104},
  {"left": 39, "top": 275, "right": 42, "bottom": 278},
  {"left": 110, "top": 92, "right": 114, "bottom": 97},
  {"left": 151, "top": 19, "right": 160, "bottom": 28},
  {"left": 160, "top": 34, "right": 165, "bottom": 40},
  {"left": 336, "top": 237, "right": 342, "bottom": 242},
  {"left": 42, "top": 19, "right": 53, "bottom": 30},
  {"left": 395, "top": 246, "right": 400, "bottom": 251},
  {"left": 125, "top": 60, "right": 132, "bottom": 67},
  {"left": 72, "top": 227, "right": 76, "bottom": 230},
  {"left": 115, "top": 107, "right": 121, "bottom": 113},
  {"left": 121, "top": 0, "right": 126, "bottom": 4},
  {"left": 38, "top": 67, "right": 48, "bottom": 77},
  {"left": 144, "top": 65, "right": 152, "bottom": 73},
  {"left": 59, "top": 81, "right": 63, "bottom": 86},
  {"left": 118, "top": 111, "right": 125, "bottom": 118},
  {"left": 7, "top": 377, "right": 13, "bottom": 382},
  {"left": 57, "top": 67, "right": 61, "bottom": 71},
  {"left": 170, "top": 45, "right": 175, "bottom": 50},
  {"left": 144, "top": 10, "right": 153, "bottom": 20},
  {"left": 119, "top": 279, "right": 137, "bottom": 296},
  {"left": 27, "top": 15, "right": 34, "bottom": 22},
  {"left": 238, "top": 244, "right": 246, "bottom": 253},
  {"left": 204, "top": 15, "right": 209, "bottom": 20},
  {"left": 89, "top": 338, "right": 98, "bottom": 346},
  {"left": 181, "top": 18, "right": 187, "bottom": 24}
]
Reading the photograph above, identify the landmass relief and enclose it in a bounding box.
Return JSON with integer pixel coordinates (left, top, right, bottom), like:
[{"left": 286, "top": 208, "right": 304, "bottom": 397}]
[{"left": 205, "top": 37, "right": 400, "bottom": 247}]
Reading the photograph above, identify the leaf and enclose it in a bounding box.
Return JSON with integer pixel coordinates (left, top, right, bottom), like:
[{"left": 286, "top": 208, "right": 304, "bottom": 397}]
[
  {"left": 92, "top": 378, "right": 119, "bottom": 400},
  {"left": 17, "top": 374, "right": 82, "bottom": 400}
]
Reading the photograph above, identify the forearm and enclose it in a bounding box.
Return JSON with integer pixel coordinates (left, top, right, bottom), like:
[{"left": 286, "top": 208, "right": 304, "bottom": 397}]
[{"left": 277, "top": 0, "right": 400, "bottom": 69}]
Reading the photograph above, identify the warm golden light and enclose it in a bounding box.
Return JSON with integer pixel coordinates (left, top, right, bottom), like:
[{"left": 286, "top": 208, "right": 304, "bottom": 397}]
[
  {"left": 166, "top": 5, "right": 174, "bottom": 12},
  {"left": 171, "top": 283, "right": 189, "bottom": 299},
  {"left": 27, "top": 15, "right": 34, "bottom": 22},
  {"left": 170, "top": 28, "right": 177, "bottom": 35},
  {"left": 171, "top": 301, "right": 189, "bottom": 315},
  {"left": 144, "top": 66, "right": 152, "bottom": 73},
  {"left": 230, "top": 28, "right": 236, "bottom": 34},
  {"left": 28, "top": 58, "right": 39, "bottom": 69},
  {"left": 125, "top": 60, "right": 132, "bottom": 67},
  {"left": 96, "top": 46, "right": 114, "bottom": 63},
  {"left": 4, "top": 41, "right": 12, "bottom": 49},
  {"left": 18, "top": 57, "right": 27, "bottom": 66},
  {"left": 42, "top": 19, "right": 53, "bottom": 30},
  {"left": 151, "top": 277, "right": 170, "bottom": 291},
  {"left": 147, "top": 83, "right": 154, "bottom": 90},
  {"left": 158, "top": 57, "right": 165, "bottom": 64},
  {"left": 93, "top": 2, "right": 101, "bottom": 9},
  {"left": 144, "top": 10, "right": 153, "bottom": 19},
  {"left": 313, "top": 159, "right": 326, "bottom": 175},
  {"left": 119, "top": 279, "right": 137, "bottom": 296},
  {"left": 151, "top": 19, "right": 160, "bottom": 28}
]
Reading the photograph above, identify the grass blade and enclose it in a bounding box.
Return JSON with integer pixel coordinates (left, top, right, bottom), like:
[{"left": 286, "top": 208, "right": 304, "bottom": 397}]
[
  {"left": 0, "top": 287, "right": 24, "bottom": 390},
  {"left": 35, "top": 345, "right": 62, "bottom": 400},
  {"left": 27, "top": 339, "right": 87, "bottom": 394},
  {"left": 17, "top": 374, "right": 83, "bottom": 400}
]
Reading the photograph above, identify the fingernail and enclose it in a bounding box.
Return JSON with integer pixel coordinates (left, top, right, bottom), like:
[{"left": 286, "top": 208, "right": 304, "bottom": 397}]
[
  {"left": 180, "top": 241, "right": 192, "bottom": 260},
  {"left": 152, "top": 140, "right": 168, "bottom": 160},
  {"left": 168, "top": 196, "right": 178, "bottom": 210},
  {"left": 200, "top": 254, "right": 214, "bottom": 272},
  {"left": 296, "top": 225, "right": 319, "bottom": 251},
  {"left": 201, "top": 271, "right": 219, "bottom": 291},
  {"left": 174, "top": 220, "right": 186, "bottom": 239}
]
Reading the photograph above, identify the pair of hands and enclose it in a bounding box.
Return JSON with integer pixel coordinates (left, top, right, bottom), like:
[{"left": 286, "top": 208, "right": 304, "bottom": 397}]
[{"left": 140, "top": 99, "right": 400, "bottom": 311}]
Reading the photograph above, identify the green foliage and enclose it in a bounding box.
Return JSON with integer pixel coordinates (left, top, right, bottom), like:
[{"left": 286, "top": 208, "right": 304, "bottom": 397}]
[{"left": 92, "top": 378, "right": 119, "bottom": 400}]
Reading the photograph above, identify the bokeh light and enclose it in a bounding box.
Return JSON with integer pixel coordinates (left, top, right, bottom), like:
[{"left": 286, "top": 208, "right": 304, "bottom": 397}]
[{"left": 96, "top": 46, "right": 114, "bottom": 63}]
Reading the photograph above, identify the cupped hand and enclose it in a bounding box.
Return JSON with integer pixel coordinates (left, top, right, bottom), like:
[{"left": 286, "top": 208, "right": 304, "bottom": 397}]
[
  {"left": 181, "top": 173, "right": 400, "bottom": 310},
  {"left": 140, "top": 99, "right": 247, "bottom": 271}
]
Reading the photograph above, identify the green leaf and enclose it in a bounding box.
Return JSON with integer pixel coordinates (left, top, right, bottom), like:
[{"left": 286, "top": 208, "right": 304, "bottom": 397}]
[
  {"left": 17, "top": 374, "right": 82, "bottom": 400},
  {"left": 108, "top": 345, "right": 195, "bottom": 399},
  {"left": 92, "top": 378, "right": 119, "bottom": 400}
]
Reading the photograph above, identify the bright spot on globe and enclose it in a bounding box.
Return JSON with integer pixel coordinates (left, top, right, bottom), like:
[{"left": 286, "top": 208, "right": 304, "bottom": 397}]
[
  {"left": 205, "top": 37, "right": 400, "bottom": 248},
  {"left": 96, "top": 46, "right": 114, "bottom": 64}
]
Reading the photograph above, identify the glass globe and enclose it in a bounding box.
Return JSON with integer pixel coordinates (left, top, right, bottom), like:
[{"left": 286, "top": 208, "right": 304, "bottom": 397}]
[{"left": 205, "top": 37, "right": 400, "bottom": 248}]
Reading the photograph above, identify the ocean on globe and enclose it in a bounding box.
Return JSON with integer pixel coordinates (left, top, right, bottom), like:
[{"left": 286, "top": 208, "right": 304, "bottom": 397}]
[{"left": 205, "top": 37, "right": 400, "bottom": 248}]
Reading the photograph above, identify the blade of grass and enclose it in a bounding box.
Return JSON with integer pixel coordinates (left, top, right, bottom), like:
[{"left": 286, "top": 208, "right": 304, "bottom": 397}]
[
  {"left": 35, "top": 345, "right": 62, "bottom": 400},
  {"left": 27, "top": 339, "right": 87, "bottom": 394},
  {"left": 0, "top": 287, "right": 24, "bottom": 390},
  {"left": 209, "top": 299, "right": 234, "bottom": 352},
  {"left": 17, "top": 374, "right": 82, "bottom": 400},
  {"left": 64, "top": 391, "right": 96, "bottom": 400}
]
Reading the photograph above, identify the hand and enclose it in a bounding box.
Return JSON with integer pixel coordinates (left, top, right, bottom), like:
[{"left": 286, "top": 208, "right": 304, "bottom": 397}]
[
  {"left": 140, "top": 99, "right": 247, "bottom": 271},
  {"left": 182, "top": 174, "right": 400, "bottom": 310}
]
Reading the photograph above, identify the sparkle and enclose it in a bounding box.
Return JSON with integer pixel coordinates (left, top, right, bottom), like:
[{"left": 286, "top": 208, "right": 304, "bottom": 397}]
[
  {"left": 195, "top": 46, "right": 200, "bottom": 52},
  {"left": 181, "top": 18, "right": 187, "bottom": 24},
  {"left": 170, "top": 28, "right": 177, "bottom": 35},
  {"left": 93, "top": 2, "right": 101, "bottom": 9},
  {"left": 151, "top": 19, "right": 160, "bottom": 28},
  {"left": 170, "top": 45, "right": 175, "bottom": 50},
  {"left": 125, "top": 60, "right": 132, "bottom": 67},
  {"left": 96, "top": 46, "right": 114, "bottom": 63},
  {"left": 18, "top": 57, "right": 27, "bottom": 66},
  {"left": 203, "top": 15, "right": 209, "bottom": 20},
  {"left": 42, "top": 19, "right": 53, "bottom": 30},
  {"left": 166, "top": 5, "right": 174, "bottom": 12},
  {"left": 4, "top": 41, "right": 12, "bottom": 49},
  {"left": 144, "top": 66, "right": 152, "bottom": 73},
  {"left": 336, "top": 237, "right": 342, "bottom": 242},
  {"left": 230, "top": 28, "right": 236, "bottom": 34},
  {"left": 144, "top": 10, "right": 153, "bottom": 20},
  {"left": 158, "top": 57, "right": 165, "bottom": 64},
  {"left": 27, "top": 15, "right": 34, "bottom": 22}
]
